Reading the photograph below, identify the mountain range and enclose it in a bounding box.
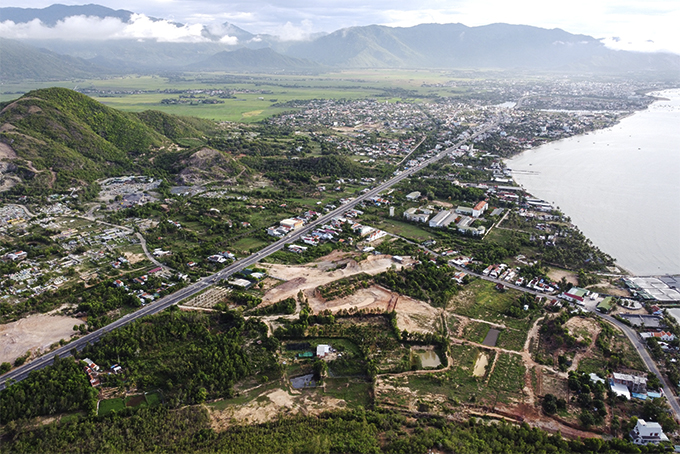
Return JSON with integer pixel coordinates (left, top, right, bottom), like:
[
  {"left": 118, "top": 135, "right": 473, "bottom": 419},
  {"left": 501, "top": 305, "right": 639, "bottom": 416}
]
[{"left": 1, "top": 4, "right": 680, "bottom": 81}]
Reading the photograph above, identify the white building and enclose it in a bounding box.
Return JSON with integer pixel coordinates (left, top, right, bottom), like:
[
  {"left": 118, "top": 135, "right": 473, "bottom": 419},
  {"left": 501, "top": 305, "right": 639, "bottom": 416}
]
[
  {"left": 630, "top": 419, "right": 669, "bottom": 445},
  {"left": 405, "top": 191, "right": 421, "bottom": 201},
  {"left": 280, "top": 218, "right": 304, "bottom": 230},
  {"left": 404, "top": 207, "right": 431, "bottom": 223},
  {"left": 316, "top": 344, "right": 332, "bottom": 357},
  {"left": 612, "top": 372, "right": 647, "bottom": 393},
  {"left": 455, "top": 206, "right": 474, "bottom": 216},
  {"left": 472, "top": 201, "right": 488, "bottom": 218},
  {"left": 428, "top": 210, "right": 458, "bottom": 228}
]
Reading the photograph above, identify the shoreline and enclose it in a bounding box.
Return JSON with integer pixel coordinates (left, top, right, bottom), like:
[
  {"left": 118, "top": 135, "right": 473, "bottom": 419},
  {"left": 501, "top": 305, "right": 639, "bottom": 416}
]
[{"left": 504, "top": 90, "right": 680, "bottom": 277}]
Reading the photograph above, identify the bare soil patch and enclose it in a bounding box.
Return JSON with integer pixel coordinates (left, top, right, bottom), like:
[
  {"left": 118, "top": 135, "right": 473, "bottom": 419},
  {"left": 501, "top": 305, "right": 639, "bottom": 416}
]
[
  {"left": 209, "top": 388, "right": 345, "bottom": 430},
  {"left": 0, "top": 314, "right": 84, "bottom": 364},
  {"left": 547, "top": 268, "right": 577, "bottom": 286},
  {"left": 563, "top": 317, "right": 600, "bottom": 343},
  {"left": 261, "top": 254, "right": 408, "bottom": 304},
  {"left": 123, "top": 251, "right": 146, "bottom": 265},
  {"left": 0, "top": 141, "right": 18, "bottom": 159}
]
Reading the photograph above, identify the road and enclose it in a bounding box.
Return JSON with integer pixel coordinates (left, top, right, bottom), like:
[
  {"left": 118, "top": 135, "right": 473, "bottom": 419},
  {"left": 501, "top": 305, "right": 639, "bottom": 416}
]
[
  {"left": 599, "top": 313, "right": 680, "bottom": 418},
  {"left": 135, "top": 232, "right": 172, "bottom": 271},
  {"left": 0, "top": 121, "right": 496, "bottom": 390}
]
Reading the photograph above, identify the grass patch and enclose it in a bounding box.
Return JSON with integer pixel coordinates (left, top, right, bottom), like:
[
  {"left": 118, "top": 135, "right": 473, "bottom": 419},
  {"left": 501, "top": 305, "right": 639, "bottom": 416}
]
[
  {"left": 322, "top": 378, "right": 373, "bottom": 409},
  {"left": 145, "top": 392, "right": 162, "bottom": 407},
  {"left": 98, "top": 398, "right": 126, "bottom": 416},
  {"left": 487, "top": 353, "right": 526, "bottom": 404},
  {"left": 231, "top": 237, "right": 268, "bottom": 252},
  {"left": 373, "top": 218, "right": 434, "bottom": 242},
  {"left": 462, "top": 321, "right": 490, "bottom": 344},
  {"left": 208, "top": 382, "right": 282, "bottom": 410},
  {"left": 59, "top": 412, "right": 84, "bottom": 423},
  {"left": 496, "top": 328, "right": 528, "bottom": 351},
  {"left": 449, "top": 279, "right": 538, "bottom": 331},
  {"left": 577, "top": 357, "right": 609, "bottom": 375}
]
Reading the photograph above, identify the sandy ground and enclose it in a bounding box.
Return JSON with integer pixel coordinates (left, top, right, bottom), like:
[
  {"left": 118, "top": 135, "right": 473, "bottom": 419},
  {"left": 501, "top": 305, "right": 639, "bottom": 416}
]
[
  {"left": 261, "top": 253, "right": 410, "bottom": 304},
  {"left": 123, "top": 251, "right": 147, "bottom": 265},
  {"left": 305, "top": 283, "right": 439, "bottom": 334},
  {"left": 0, "top": 314, "right": 84, "bottom": 364},
  {"left": 547, "top": 268, "right": 577, "bottom": 286},
  {"left": 563, "top": 317, "right": 600, "bottom": 344},
  {"left": 210, "top": 388, "right": 345, "bottom": 429}
]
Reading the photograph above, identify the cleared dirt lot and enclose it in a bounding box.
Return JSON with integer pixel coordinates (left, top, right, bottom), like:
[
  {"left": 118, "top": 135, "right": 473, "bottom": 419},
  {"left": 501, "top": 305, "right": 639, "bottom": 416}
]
[
  {"left": 262, "top": 253, "right": 410, "bottom": 304},
  {"left": 0, "top": 314, "right": 84, "bottom": 364},
  {"left": 210, "top": 388, "right": 345, "bottom": 429}
]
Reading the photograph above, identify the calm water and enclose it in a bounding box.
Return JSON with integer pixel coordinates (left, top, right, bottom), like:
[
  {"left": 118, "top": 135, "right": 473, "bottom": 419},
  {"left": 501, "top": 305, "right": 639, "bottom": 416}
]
[
  {"left": 507, "top": 89, "right": 680, "bottom": 276},
  {"left": 415, "top": 350, "right": 442, "bottom": 368}
]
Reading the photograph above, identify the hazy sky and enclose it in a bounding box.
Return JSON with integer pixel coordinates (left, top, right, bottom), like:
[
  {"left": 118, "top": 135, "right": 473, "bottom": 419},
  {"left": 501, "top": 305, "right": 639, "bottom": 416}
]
[{"left": 1, "top": 0, "right": 679, "bottom": 54}]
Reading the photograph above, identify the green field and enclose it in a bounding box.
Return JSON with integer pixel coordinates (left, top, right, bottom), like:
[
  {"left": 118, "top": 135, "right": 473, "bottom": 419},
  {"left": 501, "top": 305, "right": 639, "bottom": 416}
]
[
  {"left": 462, "top": 321, "right": 491, "bottom": 344},
  {"left": 98, "top": 398, "right": 126, "bottom": 416},
  {"left": 449, "top": 279, "right": 537, "bottom": 331},
  {"left": 495, "top": 328, "right": 528, "bottom": 352},
  {"left": 0, "top": 70, "right": 465, "bottom": 122},
  {"left": 373, "top": 218, "right": 434, "bottom": 242},
  {"left": 322, "top": 378, "right": 373, "bottom": 409},
  {"left": 144, "top": 391, "right": 162, "bottom": 407},
  {"left": 487, "top": 353, "right": 526, "bottom": 404}
]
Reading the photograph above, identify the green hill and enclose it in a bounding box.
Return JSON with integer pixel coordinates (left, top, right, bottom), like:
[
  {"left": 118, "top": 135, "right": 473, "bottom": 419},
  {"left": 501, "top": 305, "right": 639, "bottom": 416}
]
[
  {"left": 0, "top": 88, "right": 219, "bottom": 194},
  {"left": 0, "top": 38, "right": 105, "bottom": 82}
]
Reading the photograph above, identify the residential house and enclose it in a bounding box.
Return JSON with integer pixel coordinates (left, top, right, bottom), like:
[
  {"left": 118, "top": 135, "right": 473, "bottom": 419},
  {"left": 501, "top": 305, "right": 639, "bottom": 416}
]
[
  {"left": 640, "top": 331, "right": 676, "bottom": 342},
  {"left": 630, "top": 419, "right": 669, "bottom": 445},
  {"left": 612, "top": 372, "right": 647, "bottom": 393},
  {"left": 316, "top": 344, "right": 332, "bottom": 357},
  {"left": 562, "top": 287, "right": 588, "bottom": 304}
]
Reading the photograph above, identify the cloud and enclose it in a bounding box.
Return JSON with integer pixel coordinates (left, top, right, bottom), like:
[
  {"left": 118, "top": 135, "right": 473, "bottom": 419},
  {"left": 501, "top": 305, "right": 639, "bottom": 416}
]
[
  {"left": 274, "top": 19, "right": 315, "bottom": 41},
  {"left": 0, "top": 13, "right": 233, "bottom": 43},
  {"left": 1, "top": 0, "right": 678, "bottom": 54}
]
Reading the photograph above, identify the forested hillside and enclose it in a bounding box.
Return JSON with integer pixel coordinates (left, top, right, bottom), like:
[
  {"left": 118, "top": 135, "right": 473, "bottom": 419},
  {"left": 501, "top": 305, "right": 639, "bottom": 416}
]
[{"left": 0, "top": 88, "right": 218, "bottom": 194}]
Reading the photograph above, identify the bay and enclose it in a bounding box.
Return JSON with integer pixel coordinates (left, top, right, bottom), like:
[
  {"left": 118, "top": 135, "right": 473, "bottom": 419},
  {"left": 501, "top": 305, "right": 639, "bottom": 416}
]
[{"left": 507, "top": 89, "right": 680, "bottom": 276}]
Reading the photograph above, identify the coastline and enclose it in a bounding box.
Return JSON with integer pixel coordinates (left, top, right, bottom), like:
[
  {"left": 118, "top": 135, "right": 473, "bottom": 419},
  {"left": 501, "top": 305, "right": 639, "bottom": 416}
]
[{"left": 505, "top": 90, "right": 680, "bottom": 277}]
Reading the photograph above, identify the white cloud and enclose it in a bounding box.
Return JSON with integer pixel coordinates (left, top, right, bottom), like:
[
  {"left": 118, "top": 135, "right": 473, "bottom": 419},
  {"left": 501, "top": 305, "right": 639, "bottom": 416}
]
[
  {"left": 1, "top": 0, "right": 678, "bottom": 54},
  {"left": 0, "top": 13, "right": 215, "bottom": 42},
  {"left": 219, "top": 35, "right": 238, "bottom": 44},
  {"left": 274, "top": 19, "right": 315, "bottom": 41}
]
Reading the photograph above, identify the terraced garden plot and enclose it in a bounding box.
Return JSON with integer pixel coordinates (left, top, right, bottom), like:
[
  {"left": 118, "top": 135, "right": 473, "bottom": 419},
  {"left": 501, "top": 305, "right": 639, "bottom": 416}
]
[{"left": 487, "top": 353, "right": 526, "bottom": 404}]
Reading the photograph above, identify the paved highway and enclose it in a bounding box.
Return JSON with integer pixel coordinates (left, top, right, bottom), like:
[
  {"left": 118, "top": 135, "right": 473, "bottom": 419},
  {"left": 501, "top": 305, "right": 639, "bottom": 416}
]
[{"left": 0, "top": 122, "right": 496, "bottom": 390}]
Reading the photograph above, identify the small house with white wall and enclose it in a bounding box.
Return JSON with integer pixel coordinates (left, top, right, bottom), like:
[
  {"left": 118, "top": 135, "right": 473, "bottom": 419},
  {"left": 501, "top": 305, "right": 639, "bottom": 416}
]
[{"left": 316, "top": 344, "right": 332, "bottom": 357}]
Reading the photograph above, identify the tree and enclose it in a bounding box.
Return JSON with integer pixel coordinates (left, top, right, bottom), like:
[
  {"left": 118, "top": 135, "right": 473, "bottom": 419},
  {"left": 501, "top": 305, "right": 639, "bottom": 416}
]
[
  {"left": 313, "top": 359, "right": 328, "bottom": 381},
  {"left": 195, "top": 387, "right": 207, "bottom": 404},
  {"left": 542, "top": 394, "right": 557, "bottom": 415}
]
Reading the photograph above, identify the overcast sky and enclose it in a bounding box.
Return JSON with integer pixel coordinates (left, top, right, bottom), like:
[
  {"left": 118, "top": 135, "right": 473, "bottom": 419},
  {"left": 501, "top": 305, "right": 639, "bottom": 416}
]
[{"left": 1, "top": 0, "right": 679, "bottom": 54}]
